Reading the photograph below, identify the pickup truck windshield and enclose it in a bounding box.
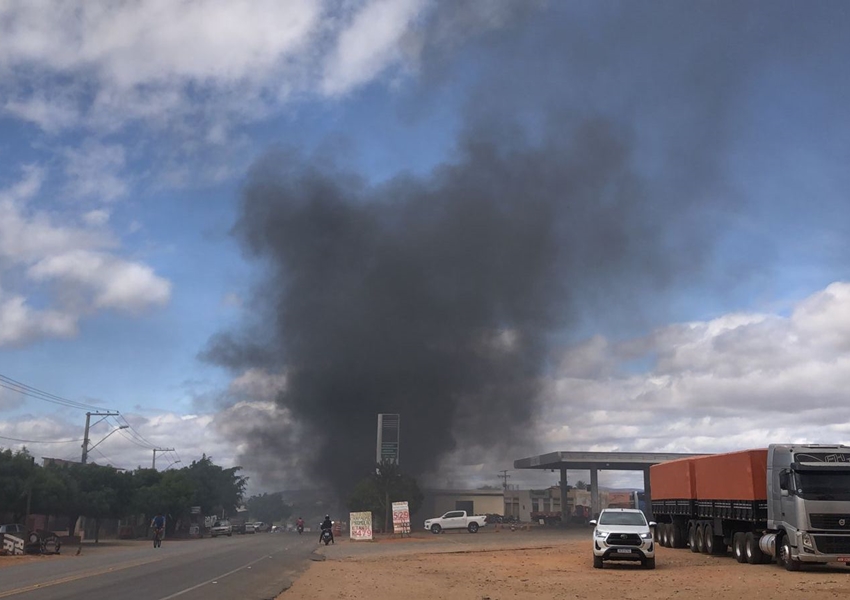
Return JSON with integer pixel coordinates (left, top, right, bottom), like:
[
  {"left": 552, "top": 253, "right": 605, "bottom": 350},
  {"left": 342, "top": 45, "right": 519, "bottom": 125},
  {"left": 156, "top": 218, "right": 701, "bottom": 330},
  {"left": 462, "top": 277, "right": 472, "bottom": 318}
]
[
  {"left": 598, "top": 512, "right": 646, "bottom": 526},
  {"left": 795, "top": 471, "right": 850, "bottom": 501}
]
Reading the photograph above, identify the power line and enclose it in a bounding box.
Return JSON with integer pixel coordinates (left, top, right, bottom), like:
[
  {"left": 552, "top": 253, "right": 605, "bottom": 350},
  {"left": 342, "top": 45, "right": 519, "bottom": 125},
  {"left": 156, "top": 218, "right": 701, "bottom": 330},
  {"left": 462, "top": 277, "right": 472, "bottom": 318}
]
[
  {"left": 0, "top": 434, "right": 84, "bottom": 444},
  {"left": 0, "top": 374, "right": 103, "bottom": 411}
]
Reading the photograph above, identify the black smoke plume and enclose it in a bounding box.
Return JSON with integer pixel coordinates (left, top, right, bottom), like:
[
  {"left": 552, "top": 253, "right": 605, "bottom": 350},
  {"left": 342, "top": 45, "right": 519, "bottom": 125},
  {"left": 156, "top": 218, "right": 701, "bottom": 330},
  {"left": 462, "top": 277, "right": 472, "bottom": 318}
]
[
  {"left": 204, "top": 116, "right": 711, "bottom": 492},
  {"left": 204, "top": 1, "right": 848, "bottom": 493}
]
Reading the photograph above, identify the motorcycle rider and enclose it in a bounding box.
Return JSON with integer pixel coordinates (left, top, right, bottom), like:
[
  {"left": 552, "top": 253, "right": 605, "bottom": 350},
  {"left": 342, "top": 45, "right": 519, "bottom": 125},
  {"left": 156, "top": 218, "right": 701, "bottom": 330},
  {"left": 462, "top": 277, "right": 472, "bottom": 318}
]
[
  {"left": 296, "top": 517, "right": 304, "bottom": 533},
  {"left": 319, "top": 514, "right": 334, "bottom": 544}
]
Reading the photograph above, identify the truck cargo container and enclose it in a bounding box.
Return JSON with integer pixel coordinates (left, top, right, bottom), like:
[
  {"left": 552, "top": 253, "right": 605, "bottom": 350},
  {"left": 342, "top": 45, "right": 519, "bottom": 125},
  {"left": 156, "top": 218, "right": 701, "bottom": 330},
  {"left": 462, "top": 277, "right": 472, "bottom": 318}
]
[{"left": 651, "top": 444, "right": 850, "bottom": 570}]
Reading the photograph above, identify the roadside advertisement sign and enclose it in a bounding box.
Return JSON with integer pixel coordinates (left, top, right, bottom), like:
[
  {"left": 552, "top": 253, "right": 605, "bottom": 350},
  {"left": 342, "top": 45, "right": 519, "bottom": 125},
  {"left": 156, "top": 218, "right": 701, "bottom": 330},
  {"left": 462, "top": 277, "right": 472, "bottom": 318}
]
[
  {"left": 349, "top": 511, "right": 373, "bottom": 541},
  {"left": 392, "top": 501, "right": 410, "bottom": 534}
]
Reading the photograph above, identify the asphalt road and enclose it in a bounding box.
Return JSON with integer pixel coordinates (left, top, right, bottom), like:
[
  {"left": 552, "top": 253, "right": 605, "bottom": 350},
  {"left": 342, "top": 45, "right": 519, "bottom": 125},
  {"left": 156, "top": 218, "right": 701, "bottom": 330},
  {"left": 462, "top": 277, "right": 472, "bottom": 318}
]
[{"left": 0, "top": 532, "right": 317, "bottom": 600}]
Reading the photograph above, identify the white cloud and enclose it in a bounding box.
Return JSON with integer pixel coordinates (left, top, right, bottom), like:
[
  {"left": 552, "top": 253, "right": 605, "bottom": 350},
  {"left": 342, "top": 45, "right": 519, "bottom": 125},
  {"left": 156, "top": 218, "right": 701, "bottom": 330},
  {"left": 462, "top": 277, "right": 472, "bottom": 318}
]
[
  {"left": 322, "top": 0, "right": 426, "bottom": 96},
  {"left": 540, "top": 282, "right": 850, "bottom": 456},
  {"left": 82, "top": 209, "right": 110, "bottom": 227},
  {"left": 0, "top": 169, "right": 171, "bottom": 346},
  {"left": 64, "top": 141, "right": 128, "bottom": 202},
  {"left": 29, "top": 250, "right": 171, "bottom": 313},
  {"left": 0, "top": 0, "right": 433, "bottom": 137}
]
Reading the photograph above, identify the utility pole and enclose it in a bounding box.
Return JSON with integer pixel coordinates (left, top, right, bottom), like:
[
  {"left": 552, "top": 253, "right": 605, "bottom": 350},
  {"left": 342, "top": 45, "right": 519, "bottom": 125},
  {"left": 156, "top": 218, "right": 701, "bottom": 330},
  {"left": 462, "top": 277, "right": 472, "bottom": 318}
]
[
  {"left": 152, "top": 448, "right": 175, "bottom": 470},
  {"left": 81, "top": 411, "right": 120, "bottom": 464},
  {"left": 499, "top": 470, "right": 511, "bottom": 490}
]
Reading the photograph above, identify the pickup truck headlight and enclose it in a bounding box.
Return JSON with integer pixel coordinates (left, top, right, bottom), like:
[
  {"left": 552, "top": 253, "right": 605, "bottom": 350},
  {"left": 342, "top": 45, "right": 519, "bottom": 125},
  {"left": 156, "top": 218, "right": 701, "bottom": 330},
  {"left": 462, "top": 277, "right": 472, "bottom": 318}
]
[
  {"left": 640, "top": 532, "right": 653, "bottom": 539},
  {"left": 594, "top": 530, "right": 607, "bottom": 538}
]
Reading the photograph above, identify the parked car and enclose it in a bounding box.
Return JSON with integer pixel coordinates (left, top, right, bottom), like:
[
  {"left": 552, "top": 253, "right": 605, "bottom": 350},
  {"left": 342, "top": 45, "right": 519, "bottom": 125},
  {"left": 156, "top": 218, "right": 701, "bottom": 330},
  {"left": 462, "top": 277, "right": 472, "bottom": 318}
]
[
  {"left": 253, "top": 521, "right": 268, "bottom": 532},
  {"left": 210, "top": 520, "right": 232, "bottom": 537},
  {"left": 590, "top": 508, "right": 655, "bottom": 569},
  {"left": 424, "top": 511, "right": 487, "bottom": 534},
  {"left": 244, "top": 522, "right": 256, "bottom": 534},
  {"left": 0, "top": 524, "right": 26, "bottom": 535}
]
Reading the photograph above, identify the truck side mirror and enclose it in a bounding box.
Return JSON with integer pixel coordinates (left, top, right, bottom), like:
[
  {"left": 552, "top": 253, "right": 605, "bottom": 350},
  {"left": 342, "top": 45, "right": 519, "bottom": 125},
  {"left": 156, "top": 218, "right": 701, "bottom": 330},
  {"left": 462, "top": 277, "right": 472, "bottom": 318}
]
[{"left": 588, "top": 519, "right": 597, "bottom": 526}]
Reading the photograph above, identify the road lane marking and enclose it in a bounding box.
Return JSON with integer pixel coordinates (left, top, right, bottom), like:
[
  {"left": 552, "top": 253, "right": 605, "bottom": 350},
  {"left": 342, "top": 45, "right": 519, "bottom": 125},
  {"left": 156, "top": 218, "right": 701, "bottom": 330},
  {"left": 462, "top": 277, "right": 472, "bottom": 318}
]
[
  {"left": 0, "top": 556, "right": 166, "bottom": 598},
  {"left": 156, "top": 554, "right": 275, "bottom": 600}
]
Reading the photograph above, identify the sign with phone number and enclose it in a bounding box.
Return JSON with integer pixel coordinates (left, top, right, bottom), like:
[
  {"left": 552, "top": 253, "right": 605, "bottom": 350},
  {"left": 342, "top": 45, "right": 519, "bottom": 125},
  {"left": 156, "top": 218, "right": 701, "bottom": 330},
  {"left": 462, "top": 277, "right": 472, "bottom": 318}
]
[{"left": 349, "top": 511, "right": 373, "bottom": 541}]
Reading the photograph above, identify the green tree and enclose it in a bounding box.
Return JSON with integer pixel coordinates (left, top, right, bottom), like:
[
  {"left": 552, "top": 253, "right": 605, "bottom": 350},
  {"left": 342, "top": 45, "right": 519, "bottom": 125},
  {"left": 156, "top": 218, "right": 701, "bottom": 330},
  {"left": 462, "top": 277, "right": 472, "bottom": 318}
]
[
  {"left": 184, "top": 455, "right": 247, "bottom": 516},
  {"left": 0, "top": 448, "right": 37, "bottom": 521},
  {"left": 347, "top": 461, "right": 423, "bottom": 533},
  {"left": 246, "top": 492, "right": 292, "bottom": 524}
]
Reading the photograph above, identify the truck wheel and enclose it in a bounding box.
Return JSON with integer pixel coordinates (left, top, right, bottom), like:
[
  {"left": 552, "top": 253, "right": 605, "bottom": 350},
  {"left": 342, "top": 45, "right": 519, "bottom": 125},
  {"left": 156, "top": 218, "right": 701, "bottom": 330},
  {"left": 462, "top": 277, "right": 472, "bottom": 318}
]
[
  {"left": 705, "top": 524, "right": 726, "bottom": 555},
  {"left": 671, "top": 524, "right": 685, "bottom": 549},
  {"left": 780, "top": 537, "right": 801, "bottom": 571},
  {"left": 643, "top": 557, "right": 656, "bottom": 570},
  {"left": 695, "top": 524, "right": 706, "bottom": 554},
  {"left": 733, "top": 532, "right": 747, "bottom": 563},
  {"left": 745, "top": 532, "right": 764, "bottom": 565},
  {"left": 657, "top": 524, "right": 667, "bottom": 547},
  {"left": 468, "top": 523, "right": 479, "bottom": 533},
  {"left": 704, "top": 524, "right": 715, "bottom": 554},
  {"left": 688, "top": 524, "right": 699, "bottom": 553},
  {"left": 663, "top": 524, "right": 673, "bottom": 548},
  {"left": 430, "top": 524, "right": 442, "bottom": 534},
  {"left": 593, "top": 555, "right": 603, "bottom": 569}
]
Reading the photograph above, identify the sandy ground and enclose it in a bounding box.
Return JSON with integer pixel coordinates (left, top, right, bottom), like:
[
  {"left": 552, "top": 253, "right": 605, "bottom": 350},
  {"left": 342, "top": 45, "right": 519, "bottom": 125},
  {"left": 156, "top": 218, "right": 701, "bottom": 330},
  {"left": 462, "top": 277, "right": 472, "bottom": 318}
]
[{"left": 281, "top": 529, "right": 850, "bottom": 600}]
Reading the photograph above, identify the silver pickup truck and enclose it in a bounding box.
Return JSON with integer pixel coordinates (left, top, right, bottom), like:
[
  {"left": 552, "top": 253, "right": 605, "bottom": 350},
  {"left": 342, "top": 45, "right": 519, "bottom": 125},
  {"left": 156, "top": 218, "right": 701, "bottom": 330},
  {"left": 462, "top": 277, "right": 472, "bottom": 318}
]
[{"left": 424, "top": 510, "right": 487, "bottom": 534}]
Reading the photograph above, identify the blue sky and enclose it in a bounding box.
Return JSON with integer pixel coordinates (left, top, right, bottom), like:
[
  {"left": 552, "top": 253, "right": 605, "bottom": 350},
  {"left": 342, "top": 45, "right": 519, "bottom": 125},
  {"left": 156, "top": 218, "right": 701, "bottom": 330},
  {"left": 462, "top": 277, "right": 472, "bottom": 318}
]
[{"left": 1, "top": 1, "right": 849, "bottom": 491}]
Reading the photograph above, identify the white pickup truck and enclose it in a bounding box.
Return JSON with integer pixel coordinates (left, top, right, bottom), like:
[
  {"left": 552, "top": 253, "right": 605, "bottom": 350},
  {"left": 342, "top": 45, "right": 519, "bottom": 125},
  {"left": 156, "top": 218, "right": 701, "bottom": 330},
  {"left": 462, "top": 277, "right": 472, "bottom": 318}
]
[{"left": 424, "top": 510, "right": 487, "bottom": 534}]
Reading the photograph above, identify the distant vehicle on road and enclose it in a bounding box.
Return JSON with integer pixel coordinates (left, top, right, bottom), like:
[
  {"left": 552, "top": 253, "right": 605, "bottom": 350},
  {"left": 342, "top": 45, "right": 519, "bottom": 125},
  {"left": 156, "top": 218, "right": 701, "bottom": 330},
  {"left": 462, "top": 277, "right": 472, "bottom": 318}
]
[
  {"left": 244, "top": 522, "right": 256, "bottom": 534},
  {"left": 210, "top": 520, "right": 232, "bottom": 537},
  {"left": 253, "top": 521, "right": 268, "bottom": 532},
  {"left": 424, "top": 511, "right": 487, "bottom": 534}
]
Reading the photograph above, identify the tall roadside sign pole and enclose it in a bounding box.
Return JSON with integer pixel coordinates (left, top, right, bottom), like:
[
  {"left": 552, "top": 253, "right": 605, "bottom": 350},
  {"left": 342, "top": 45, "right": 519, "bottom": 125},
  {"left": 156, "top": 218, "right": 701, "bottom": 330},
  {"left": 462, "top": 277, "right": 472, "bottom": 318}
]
[{"left": 376, "top": 414, "right": 400, "bottom": 466}]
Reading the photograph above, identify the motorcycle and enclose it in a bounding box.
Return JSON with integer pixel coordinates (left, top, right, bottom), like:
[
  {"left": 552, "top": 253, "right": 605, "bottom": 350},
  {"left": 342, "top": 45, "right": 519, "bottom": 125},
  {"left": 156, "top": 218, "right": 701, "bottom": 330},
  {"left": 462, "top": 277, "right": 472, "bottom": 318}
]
[
  {"left": 297, "top": 524, "right": 304, "bottom": 535},
  {"left": 321, "top": 529, "right": 333, "bottom": 546}
]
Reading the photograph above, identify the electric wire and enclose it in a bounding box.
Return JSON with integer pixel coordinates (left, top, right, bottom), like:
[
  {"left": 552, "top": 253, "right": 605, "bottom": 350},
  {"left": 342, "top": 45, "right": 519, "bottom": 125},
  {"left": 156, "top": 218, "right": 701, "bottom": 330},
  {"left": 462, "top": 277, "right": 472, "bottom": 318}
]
[
  {"left": 0, "top": 374, "right": 102, "bottom": 411},
  {"left": 0, "top": 434, "right": 84, "bottom": 444}
]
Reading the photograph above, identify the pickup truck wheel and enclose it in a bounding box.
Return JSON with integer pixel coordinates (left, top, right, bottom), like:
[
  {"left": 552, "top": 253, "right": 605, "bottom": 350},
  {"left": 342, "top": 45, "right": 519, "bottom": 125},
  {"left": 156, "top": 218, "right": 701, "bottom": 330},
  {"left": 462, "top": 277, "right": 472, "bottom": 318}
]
[
  {"left": 593, "top": 555, "right": 603, "bottom": 569},
  {"left": 468, "top": 523, "right": 479, "bottom": 533},
  {"left": 430, "top": 524, "right": 442, "bottom": 534}
]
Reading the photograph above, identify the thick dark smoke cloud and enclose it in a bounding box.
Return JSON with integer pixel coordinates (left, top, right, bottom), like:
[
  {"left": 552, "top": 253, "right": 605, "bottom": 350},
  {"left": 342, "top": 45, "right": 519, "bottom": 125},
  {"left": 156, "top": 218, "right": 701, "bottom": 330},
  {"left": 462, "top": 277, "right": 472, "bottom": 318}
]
[
  {"left": 205, "top": 117, "right": 712, "bottom": 492},
  {"left": 204, "top": 1, "right": 849, "bottom": 492}
]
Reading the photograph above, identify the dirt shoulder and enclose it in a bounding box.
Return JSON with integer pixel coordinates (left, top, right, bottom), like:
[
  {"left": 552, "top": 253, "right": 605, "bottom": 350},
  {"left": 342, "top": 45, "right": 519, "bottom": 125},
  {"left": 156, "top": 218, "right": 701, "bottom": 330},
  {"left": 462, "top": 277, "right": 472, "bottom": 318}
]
[{"left": 281, "top": 529, "right": 850, "bottom": 600}]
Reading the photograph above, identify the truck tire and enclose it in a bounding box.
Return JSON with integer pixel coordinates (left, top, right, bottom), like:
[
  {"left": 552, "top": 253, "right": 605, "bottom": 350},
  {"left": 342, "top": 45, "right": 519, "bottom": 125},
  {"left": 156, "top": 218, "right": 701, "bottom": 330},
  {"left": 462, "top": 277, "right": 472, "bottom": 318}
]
[
  {"left": 671, "top": 524, "right": 685, "bottom": 549},
  {"left": 664, "top": 524, "right": 673, "bottom": 548},
  {"left": 688, "top": 524, "right": 699, "bottom": 553},
  {"left": 593, "top": 555, "right": 603, "bottom": 569},
  {"left": 468, "top": 523, "right": 479, "bottom": 533},
  {"left": 745, "top": 532, "right": 764, "bottom": 565},
  {"left": 733, "top": 532, "right": 747, "bottom": 563},
  {"left": 430, "top": 524, "right": 442, "bottom": 534},
  {"left": 658, "top": 524, "right": 668, "bottom": 547},
  {"left": 643, "top": 557, "right": 656, "bottom": 570},
  {"left": 705, "top": 524, "right": 726, "bottom": 555},
  {"left": 780, "top": 536, "right": 801, "bottom": 571},
  {"left": 695, "top": 524, "right": 706, "bottom": 554},
  {"left": 704, "top": 524, "right": 716, "bottom": 554}
]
